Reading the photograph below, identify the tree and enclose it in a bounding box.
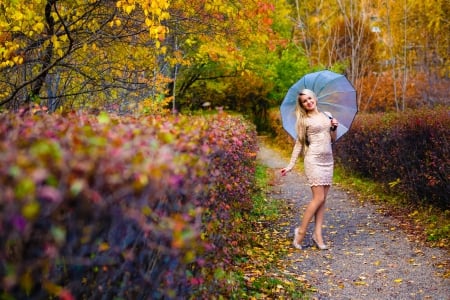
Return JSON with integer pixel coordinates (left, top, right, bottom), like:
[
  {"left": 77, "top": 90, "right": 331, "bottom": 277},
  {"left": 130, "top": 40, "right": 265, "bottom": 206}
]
[
  {"left": 0, "top": 0, "right": 283, "bottom": 113},
  {"left": 0, "top": 0, "right": 174, "bottom": 111},
  {"left": 326, "top": 10, "right": 378, "bottom": 110},
  {"left": 164, "top": 0, "right": 284, "bottom": 111},
  {"left": 359, "top": 0, "right": 449, "bottom": 111},
  {"left": 291, "top": 0, "right": 340, "bottom": 68}
]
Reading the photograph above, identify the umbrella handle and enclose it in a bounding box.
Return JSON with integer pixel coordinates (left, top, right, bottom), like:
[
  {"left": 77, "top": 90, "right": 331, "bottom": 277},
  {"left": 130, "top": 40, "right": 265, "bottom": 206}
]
[
  {"left": 323, "top": 111, "right": 333, "bottom": 119},
  {"left": 323, "top": 112, "right": 337, "bottom": 131}
]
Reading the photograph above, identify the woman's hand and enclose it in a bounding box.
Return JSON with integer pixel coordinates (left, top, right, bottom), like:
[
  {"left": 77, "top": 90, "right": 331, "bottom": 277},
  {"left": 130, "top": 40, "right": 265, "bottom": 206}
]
[
  {"left": 281, "top": 167, "right": 291, "bottom": 176},
  {"left": 330, "top": 118, "right": 339, "bottom": 131}
]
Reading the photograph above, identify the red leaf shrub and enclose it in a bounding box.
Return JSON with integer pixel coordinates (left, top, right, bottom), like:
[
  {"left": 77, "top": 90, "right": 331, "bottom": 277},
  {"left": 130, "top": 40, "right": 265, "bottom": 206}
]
[
  {"left": 0, "top": 111, "right": 258, "bottom": 298},
  {"left": 334, "top": 108, "right": 449, "bottom": 208}
]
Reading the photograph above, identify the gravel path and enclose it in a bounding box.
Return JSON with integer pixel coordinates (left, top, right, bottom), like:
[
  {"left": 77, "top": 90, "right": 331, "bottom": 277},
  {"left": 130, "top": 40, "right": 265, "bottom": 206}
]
[{"left": 257, "top": 138, "right": 450, "bottom": 300}]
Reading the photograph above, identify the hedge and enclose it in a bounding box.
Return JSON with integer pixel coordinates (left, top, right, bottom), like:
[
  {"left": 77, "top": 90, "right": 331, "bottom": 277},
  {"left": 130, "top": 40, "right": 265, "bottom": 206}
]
[
  {"left": 334, "top": 108, "right": 449, "bottom": 208},
  {"left": 0, "top": 111, "right": 258, "bottom": 299}
]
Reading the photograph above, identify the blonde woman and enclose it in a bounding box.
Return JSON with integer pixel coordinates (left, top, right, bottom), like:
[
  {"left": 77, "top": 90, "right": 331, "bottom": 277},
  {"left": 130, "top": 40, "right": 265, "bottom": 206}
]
[{"left": 281, "top": 88, "right": 339, "bottom": 250}]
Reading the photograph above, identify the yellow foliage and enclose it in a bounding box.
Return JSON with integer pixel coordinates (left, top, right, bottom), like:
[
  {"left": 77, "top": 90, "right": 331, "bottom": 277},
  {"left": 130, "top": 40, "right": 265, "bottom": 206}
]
[
  {"left": 32, "top": 22, "right": 45, "bottom": 34},
  {"left": 139, "top": 95, "right": 172, "bottom": 116}
]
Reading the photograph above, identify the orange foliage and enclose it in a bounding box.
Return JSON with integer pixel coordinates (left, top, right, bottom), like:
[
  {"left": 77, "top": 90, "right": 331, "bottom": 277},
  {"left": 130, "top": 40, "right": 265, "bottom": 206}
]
[
  {"left": 357, "top": 72, "right": 449, "bottom": 112},
  {"left": 0, "top": 32, "right": 11, "bottom": 43}
]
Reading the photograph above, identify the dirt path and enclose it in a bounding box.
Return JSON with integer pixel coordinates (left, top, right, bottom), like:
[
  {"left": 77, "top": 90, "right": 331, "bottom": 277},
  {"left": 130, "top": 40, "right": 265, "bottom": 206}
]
[{"left": 257, "top": 138, "right": 449, "bottom": 300}]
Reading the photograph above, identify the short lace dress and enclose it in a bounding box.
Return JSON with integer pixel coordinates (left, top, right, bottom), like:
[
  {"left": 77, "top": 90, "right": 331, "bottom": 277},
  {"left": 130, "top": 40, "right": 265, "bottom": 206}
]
[{"left": 286, "top": 112, "right": 334, "bottom": 186}]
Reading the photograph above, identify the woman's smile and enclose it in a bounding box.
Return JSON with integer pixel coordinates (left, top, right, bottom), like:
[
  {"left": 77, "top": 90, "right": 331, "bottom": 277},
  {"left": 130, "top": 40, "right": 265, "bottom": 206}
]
[
  {"left": 305, "top": 100, "right": 315, "bottom": 110},
  {"left": 299, "top": 96, "right": 317, "bottom": 111}
]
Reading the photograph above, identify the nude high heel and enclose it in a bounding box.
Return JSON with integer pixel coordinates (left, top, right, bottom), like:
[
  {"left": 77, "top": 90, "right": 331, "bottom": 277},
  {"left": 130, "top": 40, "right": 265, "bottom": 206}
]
[
  {"left": 293, "top": 228, "right": 305, "bottom": 250},
  {"left": 312, "top": 234, "right": 329, "bottom": 250}
]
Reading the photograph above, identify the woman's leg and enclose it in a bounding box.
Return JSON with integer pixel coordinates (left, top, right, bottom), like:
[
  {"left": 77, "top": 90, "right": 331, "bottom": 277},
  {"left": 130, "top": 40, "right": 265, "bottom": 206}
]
[
  {"left": 313, "top": 185, "right": 330, "bottom": 245},
  {"left": 294, "top": 186, "right": 326, "bottom": 244}
]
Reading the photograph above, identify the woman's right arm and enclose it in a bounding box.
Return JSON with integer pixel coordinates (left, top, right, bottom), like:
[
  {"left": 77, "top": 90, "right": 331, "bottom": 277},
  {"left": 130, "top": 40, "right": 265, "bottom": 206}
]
[{"left": 281, "top": 139, "right": 302, "bottom": 176}]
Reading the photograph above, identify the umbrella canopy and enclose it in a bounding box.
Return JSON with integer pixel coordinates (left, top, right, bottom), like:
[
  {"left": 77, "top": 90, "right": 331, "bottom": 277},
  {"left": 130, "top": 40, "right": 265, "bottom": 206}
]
[{"left": 280, "top": 70, "right": 357, "bottom": 141}]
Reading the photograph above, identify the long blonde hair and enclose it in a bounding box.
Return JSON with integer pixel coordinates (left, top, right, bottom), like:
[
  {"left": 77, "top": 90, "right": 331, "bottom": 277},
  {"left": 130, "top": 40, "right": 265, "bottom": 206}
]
[{"left": 295, "top": 89, "right": 317, "bottom": 154}]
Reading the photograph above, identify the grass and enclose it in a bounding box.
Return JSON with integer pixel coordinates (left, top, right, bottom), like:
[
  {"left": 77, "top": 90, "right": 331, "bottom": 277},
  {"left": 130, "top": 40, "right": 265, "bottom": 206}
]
[
  {"left": 226, "top": 163, "right": 311, "bottom": 299},
  {"left": 248, "top": 164, "right": 280, "bottom": 221}
]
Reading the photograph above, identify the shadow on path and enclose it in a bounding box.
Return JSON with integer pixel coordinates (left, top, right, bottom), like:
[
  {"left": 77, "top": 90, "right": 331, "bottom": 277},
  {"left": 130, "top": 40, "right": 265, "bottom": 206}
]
[{"left": 257, "top": 138, "right": 449, "bottom": 300}]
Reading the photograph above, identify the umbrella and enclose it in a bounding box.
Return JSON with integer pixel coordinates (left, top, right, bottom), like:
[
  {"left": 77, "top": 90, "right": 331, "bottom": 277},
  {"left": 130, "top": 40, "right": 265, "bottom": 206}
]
[{"left": 280, "top": 70, "right": 357, "bottom": 141}]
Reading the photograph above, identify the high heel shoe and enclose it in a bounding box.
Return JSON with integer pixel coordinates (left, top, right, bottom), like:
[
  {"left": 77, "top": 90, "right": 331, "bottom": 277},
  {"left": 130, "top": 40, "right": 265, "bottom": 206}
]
[
  {"left": 312, "top": 235, "right": 329, "bottom": 250},
  {"left": 292, "top": 228, "right": 305, "bottom": 250}
]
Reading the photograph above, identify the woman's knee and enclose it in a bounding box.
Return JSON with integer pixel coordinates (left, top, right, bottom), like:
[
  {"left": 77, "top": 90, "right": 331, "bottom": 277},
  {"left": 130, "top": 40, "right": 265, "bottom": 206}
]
[
  {"left": 311, "top": 194, "right": 326, "bottom": 205},
  {"left": 312, "top": 186, "right": 326, "bottom": 199},
  {"left": 315, "top": 196, "right": 326, "bottom": 205}
]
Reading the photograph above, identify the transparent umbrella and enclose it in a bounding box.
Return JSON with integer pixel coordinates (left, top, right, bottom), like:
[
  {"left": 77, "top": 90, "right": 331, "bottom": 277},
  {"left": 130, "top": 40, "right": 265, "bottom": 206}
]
[{"left": 280, "top": 70, "right": 358, "bottom": 141}]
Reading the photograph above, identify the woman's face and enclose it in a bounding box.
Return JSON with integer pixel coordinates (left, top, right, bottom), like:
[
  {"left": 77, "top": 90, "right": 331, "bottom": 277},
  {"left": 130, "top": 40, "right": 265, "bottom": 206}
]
[{"left": 298, "top": 93, "right": 317, "bottom": 112}]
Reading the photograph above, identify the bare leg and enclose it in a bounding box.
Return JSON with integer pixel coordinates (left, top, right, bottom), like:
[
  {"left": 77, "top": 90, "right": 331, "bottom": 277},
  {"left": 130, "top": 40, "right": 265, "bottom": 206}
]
[
  {"left": 293, "top": 186, "right": 326, "bottom": 245},
  {"left": 313, "top": 185, "right": 330, "bottom": 245}
]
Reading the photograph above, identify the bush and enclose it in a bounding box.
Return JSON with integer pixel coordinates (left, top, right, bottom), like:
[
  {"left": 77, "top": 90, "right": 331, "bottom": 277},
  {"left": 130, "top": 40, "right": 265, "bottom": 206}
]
[
  {"left": 0, "top": 110, "right": 258, "bottom": 299},
  {"left": 334, "top": 108, "right": 449, "bottom": 208}
]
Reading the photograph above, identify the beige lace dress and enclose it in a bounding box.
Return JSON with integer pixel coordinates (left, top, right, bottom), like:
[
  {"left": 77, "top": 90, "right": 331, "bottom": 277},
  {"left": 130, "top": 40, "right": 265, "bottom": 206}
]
[{"left": 286, "top": 112, "right": 334, "bottom": 186}]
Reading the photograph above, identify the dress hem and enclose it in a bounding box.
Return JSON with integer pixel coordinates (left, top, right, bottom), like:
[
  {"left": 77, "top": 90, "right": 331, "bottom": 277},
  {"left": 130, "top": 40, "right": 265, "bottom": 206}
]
[{"left": 308, "top": 182, "right": 333, "bottom": 187}]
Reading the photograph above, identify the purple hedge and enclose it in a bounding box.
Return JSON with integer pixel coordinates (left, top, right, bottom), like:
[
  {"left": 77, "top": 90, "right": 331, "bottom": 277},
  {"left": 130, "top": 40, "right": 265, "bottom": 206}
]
[
  {"left": 0, "top": 111, "right": 258, "bottom": 299},
  {"left": 334, "top": 108, "right": 449, "bottom": 208}
]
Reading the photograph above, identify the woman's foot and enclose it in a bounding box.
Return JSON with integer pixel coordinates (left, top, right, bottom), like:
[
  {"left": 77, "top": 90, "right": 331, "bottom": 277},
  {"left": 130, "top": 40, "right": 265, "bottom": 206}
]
[
  {"left": 312, "top": 234, "right": 329, "bottom": 250},
  {"left": 293, "top": 228, "right": 305, "bottom": 250}
]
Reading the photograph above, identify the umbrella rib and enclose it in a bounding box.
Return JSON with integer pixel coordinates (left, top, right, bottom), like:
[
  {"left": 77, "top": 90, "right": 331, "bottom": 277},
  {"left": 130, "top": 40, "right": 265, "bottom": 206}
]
[
  {"left": 313, "top": 72, "right": 345, "bottom": 95},
  {"left": 314, "top": 70, "right": 343, "bottom": 95},
  {"left": 318, "top": 102, "right": 358, "bottom": 112},
  {"left": 318, "top": 89, "right": 355, "bottom": 98}
]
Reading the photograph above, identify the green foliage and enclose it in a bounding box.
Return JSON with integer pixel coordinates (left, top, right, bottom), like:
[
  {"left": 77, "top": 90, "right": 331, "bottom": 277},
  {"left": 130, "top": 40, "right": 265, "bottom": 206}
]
[
  {"left": 266, "top": 45, "right": 311, "bottom": 103},
  {"left": 427, "top": 220, "right": 450, "bottom": 243},
  {"left": 249, "top": 165, "right": 279, "bottom": 220}
]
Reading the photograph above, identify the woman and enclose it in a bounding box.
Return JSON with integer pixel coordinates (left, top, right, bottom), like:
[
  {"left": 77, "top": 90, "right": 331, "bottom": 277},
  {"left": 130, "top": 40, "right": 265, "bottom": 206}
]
[{"left": 281, "top": 88, "right": 339, "bottom": 250}]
